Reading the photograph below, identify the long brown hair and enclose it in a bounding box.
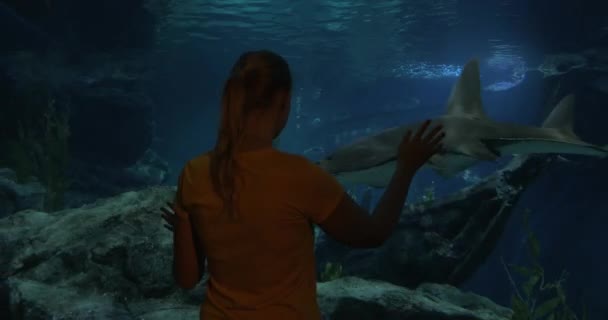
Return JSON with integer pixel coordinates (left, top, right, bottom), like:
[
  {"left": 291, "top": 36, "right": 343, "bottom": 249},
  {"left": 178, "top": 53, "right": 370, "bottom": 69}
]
[{"left": 209, "top": 50, "right": 292, "bottom": 218}]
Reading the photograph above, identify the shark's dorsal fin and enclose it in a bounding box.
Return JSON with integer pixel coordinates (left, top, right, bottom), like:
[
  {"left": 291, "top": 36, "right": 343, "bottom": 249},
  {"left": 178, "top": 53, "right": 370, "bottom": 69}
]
[
  {"left": 446, "top": 59, "right": 487, "bottom": 119},
  {"left": 542, "top": 94, "right": 579, "bottom": 139}
]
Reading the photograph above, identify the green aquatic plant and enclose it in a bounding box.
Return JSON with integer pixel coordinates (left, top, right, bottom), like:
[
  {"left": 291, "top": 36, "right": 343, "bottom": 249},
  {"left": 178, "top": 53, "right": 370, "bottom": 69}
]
[
  {"left": 419, "top": 181, "right": 436, "bottom": 204},
  {"left": 0, "top": 83, "right": 71, "bottom": 211},
  {"left": 320, "top": 262, "right": 343, "bottom": 282},
  {"left": 502, "top": 209, "right": 587, "bottom": 320}
]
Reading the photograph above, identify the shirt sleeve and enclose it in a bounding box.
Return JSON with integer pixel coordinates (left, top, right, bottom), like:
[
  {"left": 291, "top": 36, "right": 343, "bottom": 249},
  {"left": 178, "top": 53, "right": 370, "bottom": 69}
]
[
  {"left": 291, "top": 158, "right": 346, "bottom": 224},
  {"left": 174, "top": 164, "right": 190, "bottom": 210}
]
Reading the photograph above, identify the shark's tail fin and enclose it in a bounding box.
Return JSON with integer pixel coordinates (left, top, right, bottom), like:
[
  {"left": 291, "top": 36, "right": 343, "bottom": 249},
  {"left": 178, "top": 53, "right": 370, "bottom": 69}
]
[{"left": 542, "top": 94, "right": 580, "bottom": 140}]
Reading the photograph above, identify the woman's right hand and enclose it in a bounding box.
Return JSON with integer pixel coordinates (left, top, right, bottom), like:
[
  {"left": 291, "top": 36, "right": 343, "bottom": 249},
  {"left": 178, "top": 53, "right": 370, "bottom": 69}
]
[{"left": 397, "top": 119, "right": 445, "bottom": 173}]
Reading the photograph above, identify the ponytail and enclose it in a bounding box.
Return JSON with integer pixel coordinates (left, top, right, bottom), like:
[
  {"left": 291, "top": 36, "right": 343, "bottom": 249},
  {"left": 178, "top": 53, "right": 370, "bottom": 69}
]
[
  {"left": 210, "top": 77, "right": 246, "bottom": 219},
  {"left": 209, "top": 50, "right": 292, "bottom": 219}
]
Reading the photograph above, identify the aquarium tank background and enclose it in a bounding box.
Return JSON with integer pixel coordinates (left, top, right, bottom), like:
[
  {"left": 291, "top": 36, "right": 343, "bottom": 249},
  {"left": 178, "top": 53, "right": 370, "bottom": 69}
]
[{"left": 0, "top": 0, "right": 607, "bottom": 319}]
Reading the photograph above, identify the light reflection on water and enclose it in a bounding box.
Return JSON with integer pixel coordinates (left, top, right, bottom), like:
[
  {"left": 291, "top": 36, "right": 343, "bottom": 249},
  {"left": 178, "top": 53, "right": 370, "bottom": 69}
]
[{"left": 156, "top": 0, "right": 526, "bottom": 82}]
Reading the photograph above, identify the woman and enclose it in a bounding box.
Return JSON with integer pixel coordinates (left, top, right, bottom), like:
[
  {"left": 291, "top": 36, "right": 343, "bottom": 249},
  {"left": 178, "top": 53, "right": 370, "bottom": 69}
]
[{"left": 161, "top": 50, "right": 444, "bottom": 319}]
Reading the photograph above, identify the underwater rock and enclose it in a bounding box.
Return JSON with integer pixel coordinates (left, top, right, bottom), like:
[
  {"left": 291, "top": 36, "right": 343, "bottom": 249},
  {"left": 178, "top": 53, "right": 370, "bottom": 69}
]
[
  {"left": 0, "top": 168, "right": 46, "bottom": 218},
  {"left": 316, "top": 155, "right": 556, "bottom": 287},
  {"left": 1, "top": 50, "right": 156, "bottom": 169},
  {"left": 536, "top": 49, "right": 608, "bottom": 78},
  {"left": 1, "top": 185, "right": 513, "bottom": 319},
  {"left": 0, "top": 187, "right": 177, "bottom": 318},
  {"left": 4, "top": 276, "right": 512, "bottom": 320},
  {"left": 64, "top": 149, "right": 170, "bottom": 209},
  {"left": 537, "top": 53, "right": 588, "bottom": 78},
  {"left": 68, "top": 87, "right": 155, "bottom": 167},
  {"left": 0, "top": 50, "right": 164, "bottom": 211},
  {"left": 125, "top": 149, "right": 171, "bottom": 186},
  {"left": 4, "top": 276, "right": 511, "bottom": 320},
  {"left": 317, "top": 277, "right": 512, "bottom": 320}
]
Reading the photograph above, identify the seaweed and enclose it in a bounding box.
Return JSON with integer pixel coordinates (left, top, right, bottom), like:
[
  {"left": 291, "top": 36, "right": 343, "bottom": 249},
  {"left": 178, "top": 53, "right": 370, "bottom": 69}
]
[
  {"left": 0, "top": 83, "right": 71, "bottom": 211},
  {"left": 320, "top": 262, "right": 344, "bottom": 282},
  {"left": 502, "top": 209, "right": 587, "bottom": 320}
]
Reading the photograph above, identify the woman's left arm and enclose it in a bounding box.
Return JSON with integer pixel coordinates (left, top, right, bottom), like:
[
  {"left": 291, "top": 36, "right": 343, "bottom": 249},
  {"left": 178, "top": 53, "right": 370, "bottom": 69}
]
[{"left": 171, "top": 204, "right": 206, "bottom": 289}]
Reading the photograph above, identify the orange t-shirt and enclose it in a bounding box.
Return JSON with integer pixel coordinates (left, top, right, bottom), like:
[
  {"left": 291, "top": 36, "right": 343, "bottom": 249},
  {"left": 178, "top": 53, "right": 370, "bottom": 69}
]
[{"left": 175, "top": 147, "right": 345, "bottom": 320}]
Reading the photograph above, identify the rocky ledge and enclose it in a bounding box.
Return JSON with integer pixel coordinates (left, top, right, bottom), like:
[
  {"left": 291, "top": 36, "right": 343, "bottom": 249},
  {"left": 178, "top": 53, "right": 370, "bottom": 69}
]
[{"left": 0, "top": 184, "right": 514, "bottom": 319}]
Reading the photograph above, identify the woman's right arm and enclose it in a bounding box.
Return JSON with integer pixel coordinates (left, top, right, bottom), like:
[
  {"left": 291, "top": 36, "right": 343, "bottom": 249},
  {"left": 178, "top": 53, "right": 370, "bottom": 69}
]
[
  {"left": 318, "top": 166, "right": 415, "bottom": 248},
  {"left": 319, "top": 120, "right": 443, "bottom": 248}
]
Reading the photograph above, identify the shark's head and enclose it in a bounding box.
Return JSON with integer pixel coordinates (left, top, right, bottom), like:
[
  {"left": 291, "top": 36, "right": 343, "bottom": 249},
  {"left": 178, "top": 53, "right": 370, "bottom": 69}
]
[{"left": 317, "top": 153, "right": 358, "bottom": 174}]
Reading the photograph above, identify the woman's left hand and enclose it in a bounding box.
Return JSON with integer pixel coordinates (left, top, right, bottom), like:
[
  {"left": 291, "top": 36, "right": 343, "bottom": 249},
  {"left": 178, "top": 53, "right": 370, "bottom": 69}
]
[
  {"left": 161, "top": 202, "right": 188, "bottom": 232},
  {"left": 161, "top": 202, "right": 176, "bottom": 232}
]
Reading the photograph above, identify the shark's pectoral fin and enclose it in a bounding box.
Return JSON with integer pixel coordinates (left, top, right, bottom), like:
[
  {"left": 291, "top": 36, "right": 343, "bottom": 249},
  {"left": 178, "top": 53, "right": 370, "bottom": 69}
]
[
  {"left": 428, "top": 153, "right": 478, "bottom": 178},
  {"left": 428, "top": 160, "right": 458, "bottom": 178},
  {"left": 434, "top": 166, "right": 460, "bottom": 178},
  {"left": 458, "top": 141, "right": 501, "bottom": 161}
]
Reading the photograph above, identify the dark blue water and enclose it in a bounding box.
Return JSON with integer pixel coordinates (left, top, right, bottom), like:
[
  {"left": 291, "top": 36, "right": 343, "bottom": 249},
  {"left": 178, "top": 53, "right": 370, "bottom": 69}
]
[
  {"left": 2, "top": 0, "right": 607, "bottom": 318},
  {"left": 151, "top": 2, "right": 608, "bottom": 319}
]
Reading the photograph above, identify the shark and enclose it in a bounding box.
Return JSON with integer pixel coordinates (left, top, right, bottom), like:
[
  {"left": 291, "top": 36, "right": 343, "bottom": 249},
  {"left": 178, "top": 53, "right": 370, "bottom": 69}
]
[{"left": 318, "top": 59, "right": 608, "bottom": 187}]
